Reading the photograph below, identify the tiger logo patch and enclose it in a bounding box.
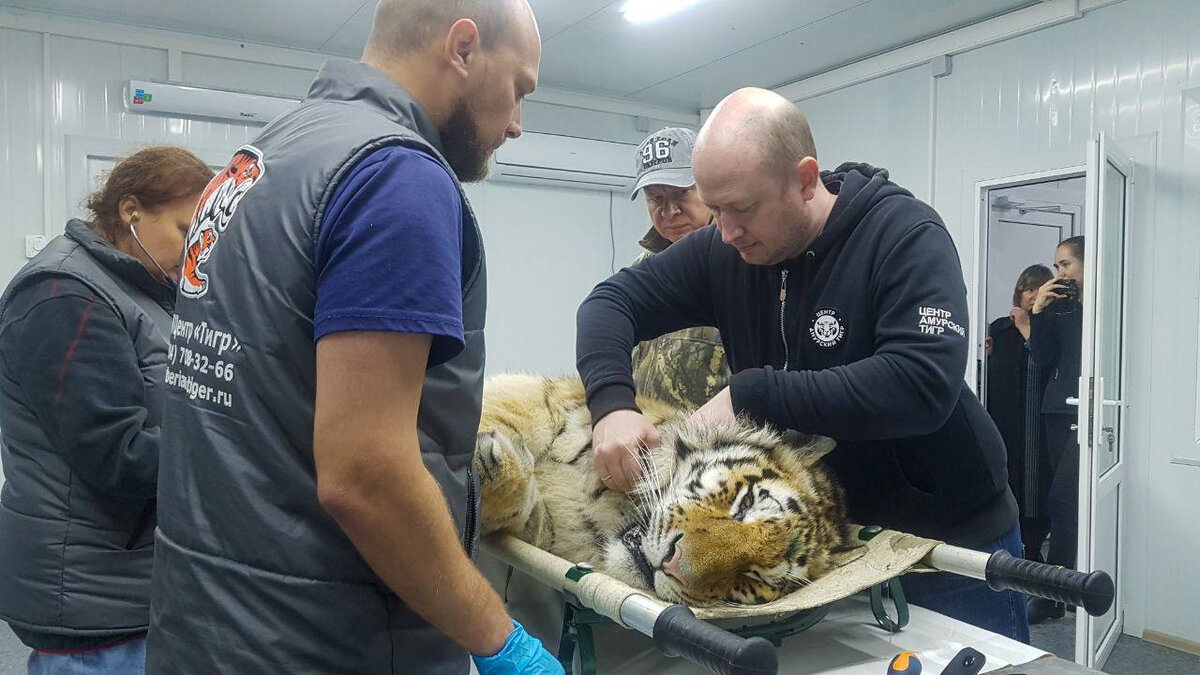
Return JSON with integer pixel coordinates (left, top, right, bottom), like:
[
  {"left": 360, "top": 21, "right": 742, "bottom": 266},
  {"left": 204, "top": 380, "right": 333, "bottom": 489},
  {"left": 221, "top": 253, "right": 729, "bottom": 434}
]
[{"left": 179, "top": 146, "right": 265, "bottom": 299}]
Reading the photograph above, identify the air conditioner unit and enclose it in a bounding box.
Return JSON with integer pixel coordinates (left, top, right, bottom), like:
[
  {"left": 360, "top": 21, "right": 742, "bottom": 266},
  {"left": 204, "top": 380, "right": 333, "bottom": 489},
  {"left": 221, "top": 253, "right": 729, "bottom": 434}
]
[
  {"left": 488, "top": 132, "right": 636, "bottom": 192},
  {"left": 124, "top": 79, "right": 300, "bottom": 126}
]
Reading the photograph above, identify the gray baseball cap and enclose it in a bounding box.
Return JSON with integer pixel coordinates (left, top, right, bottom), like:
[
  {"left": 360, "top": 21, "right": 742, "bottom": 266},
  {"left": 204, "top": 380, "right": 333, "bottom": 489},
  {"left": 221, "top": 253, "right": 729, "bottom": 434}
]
[{"left": 629, "top": 127, "right": 697, "bottom": 201}]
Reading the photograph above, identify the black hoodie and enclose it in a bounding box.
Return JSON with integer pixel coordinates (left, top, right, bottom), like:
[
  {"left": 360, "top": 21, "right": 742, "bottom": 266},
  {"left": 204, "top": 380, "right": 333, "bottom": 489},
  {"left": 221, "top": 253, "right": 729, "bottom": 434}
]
[{"left": 577, "top": 163, "right": 1016, "bottom": 547}]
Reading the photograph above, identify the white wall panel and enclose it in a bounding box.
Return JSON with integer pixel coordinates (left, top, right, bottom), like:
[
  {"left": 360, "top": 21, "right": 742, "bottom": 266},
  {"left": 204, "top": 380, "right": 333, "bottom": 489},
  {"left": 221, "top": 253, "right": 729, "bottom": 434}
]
[
  {"left": 35, "top": 34, "right": 263, "bottom": 237},
  {"left": 522, "top": 99, "right": 690, "bottom": 146},
  {"left": 467, "top": 180, "right": 649, "bottom": 376},
  {"left": 180, "top": 53, "right": 316, "bottom": 99},
  {"left": 795, "top": 65, "right": 933, "bottom": 202},
  {"left": 0, "top": 28, "right": 44, "bottom": 288}
]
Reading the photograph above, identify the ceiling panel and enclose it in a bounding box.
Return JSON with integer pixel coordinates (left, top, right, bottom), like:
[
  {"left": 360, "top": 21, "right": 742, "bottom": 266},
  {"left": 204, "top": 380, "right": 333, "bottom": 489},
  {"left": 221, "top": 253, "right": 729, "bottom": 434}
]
[
  {"left": 621, "top": 0, "right": 1037, "bottom": 108},
  {"left": 1, "top": 0, "right": 1042, "bottom": 112},
  {"left": 537, "top": 0, "right": 861, "bottom": 99},
  {"left": 0, "top": 0, "right": 368, "bottom": 51},
  {"left": 526, "top": 0, "right": 619, "bottom": 41},
  {"left": 316, "top": 0, "right": 620, "bottom": 59},
  {"left": 319, "top": 1, "right": 376, "bottom": 57}
]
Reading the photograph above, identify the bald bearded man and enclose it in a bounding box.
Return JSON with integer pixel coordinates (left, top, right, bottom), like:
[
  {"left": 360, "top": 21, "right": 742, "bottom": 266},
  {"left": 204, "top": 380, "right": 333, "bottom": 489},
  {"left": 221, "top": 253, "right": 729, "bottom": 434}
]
[
  {"left": 148, "top": 1, "right": 561, "bottom": 672},
  {"left": 577, "top": 88, "right": 1027, "bottom": 642}
]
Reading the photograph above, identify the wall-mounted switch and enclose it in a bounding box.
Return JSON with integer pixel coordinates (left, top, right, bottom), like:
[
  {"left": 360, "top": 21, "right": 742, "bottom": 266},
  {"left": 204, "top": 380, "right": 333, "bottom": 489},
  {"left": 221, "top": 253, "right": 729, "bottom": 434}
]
[{"left": 25, "top": 235, "right": 48, "bottom": 259}]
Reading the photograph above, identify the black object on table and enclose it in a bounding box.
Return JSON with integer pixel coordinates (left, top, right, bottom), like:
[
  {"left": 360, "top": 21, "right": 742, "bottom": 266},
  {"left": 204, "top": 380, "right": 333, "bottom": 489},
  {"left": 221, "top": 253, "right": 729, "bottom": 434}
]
[{"left": 938, "top": 647, "right": 985, "bottom": 675}]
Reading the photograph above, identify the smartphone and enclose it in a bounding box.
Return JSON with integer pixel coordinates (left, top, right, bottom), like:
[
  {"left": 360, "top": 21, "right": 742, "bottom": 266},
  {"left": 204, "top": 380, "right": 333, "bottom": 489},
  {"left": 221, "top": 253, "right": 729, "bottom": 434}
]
[{"left": 1060, "top": 278, "right": 1079, "bottom": 301}]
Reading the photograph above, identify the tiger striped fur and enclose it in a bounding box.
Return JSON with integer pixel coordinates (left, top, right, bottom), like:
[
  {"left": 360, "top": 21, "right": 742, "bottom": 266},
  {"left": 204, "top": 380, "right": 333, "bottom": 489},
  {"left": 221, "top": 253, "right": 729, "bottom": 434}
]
[{"left": 475, "top": 373, "right": 851, "bottom": 607}]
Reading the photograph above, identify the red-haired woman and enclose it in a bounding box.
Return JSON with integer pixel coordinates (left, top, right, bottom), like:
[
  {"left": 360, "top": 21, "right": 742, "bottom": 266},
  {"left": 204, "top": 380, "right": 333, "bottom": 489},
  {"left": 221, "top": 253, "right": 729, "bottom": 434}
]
[{"left": 0, "top": 146, "right": 213, "bottom": 673}]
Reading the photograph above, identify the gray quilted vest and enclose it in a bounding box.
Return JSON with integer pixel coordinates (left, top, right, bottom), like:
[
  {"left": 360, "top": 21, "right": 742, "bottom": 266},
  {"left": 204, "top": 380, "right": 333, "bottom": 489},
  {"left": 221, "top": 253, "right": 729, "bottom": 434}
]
[
  {"left": 0, "top": 220, "right": 171, "bottom": 638},
  {"left": 148, "top": 60, "right": 486, "bottom": 674}
]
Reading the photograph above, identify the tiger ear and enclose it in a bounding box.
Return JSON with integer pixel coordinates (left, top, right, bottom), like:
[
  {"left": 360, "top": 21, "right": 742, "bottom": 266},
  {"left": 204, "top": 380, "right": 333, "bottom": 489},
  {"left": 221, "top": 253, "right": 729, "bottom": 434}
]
[{"left": 773, "top": 432, "right": 836, "bottom": 472}]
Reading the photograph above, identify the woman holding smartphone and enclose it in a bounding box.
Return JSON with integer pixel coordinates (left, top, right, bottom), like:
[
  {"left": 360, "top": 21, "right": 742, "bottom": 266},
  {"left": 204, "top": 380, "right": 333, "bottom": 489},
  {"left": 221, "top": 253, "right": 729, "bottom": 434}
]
[{"left": 1026, "top": 236, "right": 1085, "bottom": 624}]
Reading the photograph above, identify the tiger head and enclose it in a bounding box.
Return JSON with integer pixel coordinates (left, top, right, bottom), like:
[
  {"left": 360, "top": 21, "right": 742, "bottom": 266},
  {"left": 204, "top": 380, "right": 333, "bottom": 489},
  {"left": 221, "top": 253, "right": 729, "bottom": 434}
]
[
  {"left": 179, "top": 145, "right": 265, "bottom": 299},
  {"left": 605, "top": 419, "right": 849, "bottom": 606}
]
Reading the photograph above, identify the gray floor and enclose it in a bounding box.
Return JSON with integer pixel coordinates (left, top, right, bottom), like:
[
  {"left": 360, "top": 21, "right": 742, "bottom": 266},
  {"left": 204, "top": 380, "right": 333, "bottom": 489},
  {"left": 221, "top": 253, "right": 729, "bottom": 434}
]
[
  {"left": 1, "top": 625, "right": 24, "bottom": 675},
  {"left": 2, "top": 617, "right": 1197, "bottom": 673},
  {"left": 1030, "top": 610, "right": 1200, "bottom": 675}
]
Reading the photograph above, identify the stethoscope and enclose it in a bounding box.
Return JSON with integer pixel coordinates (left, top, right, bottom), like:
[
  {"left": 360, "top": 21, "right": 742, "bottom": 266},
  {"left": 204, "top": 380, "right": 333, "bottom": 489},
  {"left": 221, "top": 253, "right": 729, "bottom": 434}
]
[{"left": 127, "top": 213, "right": 177, "bottom": 291}]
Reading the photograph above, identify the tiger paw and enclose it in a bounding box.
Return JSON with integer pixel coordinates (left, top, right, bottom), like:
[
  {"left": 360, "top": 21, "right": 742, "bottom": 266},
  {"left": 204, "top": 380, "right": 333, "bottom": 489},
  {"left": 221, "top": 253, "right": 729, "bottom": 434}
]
[{"left": 475, "top": 431, "right": 537, "bottom": 534}]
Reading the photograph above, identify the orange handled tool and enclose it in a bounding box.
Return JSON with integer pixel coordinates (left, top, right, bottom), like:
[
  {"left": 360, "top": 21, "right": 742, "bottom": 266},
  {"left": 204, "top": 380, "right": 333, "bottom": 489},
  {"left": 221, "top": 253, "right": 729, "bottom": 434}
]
[{"left": 887, "top": 651, "right": 922, "bottom": 674}]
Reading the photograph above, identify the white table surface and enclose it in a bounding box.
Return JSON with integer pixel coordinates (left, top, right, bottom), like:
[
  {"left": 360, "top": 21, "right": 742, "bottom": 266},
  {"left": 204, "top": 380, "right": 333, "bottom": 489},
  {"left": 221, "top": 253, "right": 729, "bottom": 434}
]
[{"left": 584, "top": 595, "right": 1048, "bottom": 674}]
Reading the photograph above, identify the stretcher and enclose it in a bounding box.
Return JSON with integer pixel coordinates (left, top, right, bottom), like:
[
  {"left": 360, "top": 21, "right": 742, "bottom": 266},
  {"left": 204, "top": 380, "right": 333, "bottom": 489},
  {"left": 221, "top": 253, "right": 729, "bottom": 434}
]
[{"left": 482, "top": 526, "right": 1113, "bottom": 675}]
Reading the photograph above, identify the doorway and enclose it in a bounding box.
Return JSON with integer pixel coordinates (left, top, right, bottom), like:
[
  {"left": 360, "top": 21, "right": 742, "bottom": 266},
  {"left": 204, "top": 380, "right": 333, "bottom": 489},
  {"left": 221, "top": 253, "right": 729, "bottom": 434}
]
[
  {"left": 976, "top": 169, "right": 1086, "bottom": 661},
  {"left": 973, "top": 133, "right": 1135, "bottom": 670}
]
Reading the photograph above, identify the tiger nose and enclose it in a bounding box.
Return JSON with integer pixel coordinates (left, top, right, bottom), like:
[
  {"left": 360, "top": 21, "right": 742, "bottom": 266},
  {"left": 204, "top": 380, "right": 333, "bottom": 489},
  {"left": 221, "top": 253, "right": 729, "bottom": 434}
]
[{"left": 662, "top": 543, "right": 684, "bottom": 581}]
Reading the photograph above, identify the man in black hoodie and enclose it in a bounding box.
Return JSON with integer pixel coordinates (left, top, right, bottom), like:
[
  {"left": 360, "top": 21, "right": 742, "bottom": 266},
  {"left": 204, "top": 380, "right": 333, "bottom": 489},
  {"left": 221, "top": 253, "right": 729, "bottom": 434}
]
[{"left": 576, "top": 88, "right": 1029, "bottom": 642}]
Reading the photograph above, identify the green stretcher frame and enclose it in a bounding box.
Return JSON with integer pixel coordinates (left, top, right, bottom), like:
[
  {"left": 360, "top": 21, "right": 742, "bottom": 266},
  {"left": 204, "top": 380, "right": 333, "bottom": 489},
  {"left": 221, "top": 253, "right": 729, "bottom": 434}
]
[{"left": 555, "top": 526, "right": 910, "bottom": 674}]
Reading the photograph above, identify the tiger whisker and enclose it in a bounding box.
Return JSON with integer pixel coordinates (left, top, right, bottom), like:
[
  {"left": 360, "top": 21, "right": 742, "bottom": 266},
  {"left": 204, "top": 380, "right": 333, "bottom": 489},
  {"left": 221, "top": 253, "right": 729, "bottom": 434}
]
[
  {"left": 620, "top": 439, "right": 665, "bottom": 533},
  {"left": 649, "top": 451, "right": 669, "bottom": 508},
  {"left": 626, "top": 440, "right": 667, "bottom": 531},
  {"left": 781, "top": 574, "right": 814, "bottom": 588},
  {"left": 641, "top": 458, "right": 664, "bottom": 520}
]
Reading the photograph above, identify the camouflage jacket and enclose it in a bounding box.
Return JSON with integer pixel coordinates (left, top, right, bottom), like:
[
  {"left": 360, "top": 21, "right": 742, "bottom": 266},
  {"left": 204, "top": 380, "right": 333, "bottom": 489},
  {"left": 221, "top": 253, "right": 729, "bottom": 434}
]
[{"left": 629, "top": 232, "right": 731, "bottom": 410}]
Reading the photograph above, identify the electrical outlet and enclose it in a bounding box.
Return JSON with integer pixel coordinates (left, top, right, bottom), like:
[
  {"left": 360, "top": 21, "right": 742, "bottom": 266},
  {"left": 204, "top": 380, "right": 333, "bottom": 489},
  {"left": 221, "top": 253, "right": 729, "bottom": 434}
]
[{"left": 25, "top": 235, "right": 47, "bottom": 259}]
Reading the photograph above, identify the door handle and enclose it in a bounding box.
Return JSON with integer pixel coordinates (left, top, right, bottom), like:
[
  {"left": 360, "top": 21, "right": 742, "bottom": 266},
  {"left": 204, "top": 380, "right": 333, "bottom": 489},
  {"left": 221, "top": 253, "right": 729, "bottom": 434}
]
[{"left": 1066, "top": 397, "right": 1122, "bottom": 407}]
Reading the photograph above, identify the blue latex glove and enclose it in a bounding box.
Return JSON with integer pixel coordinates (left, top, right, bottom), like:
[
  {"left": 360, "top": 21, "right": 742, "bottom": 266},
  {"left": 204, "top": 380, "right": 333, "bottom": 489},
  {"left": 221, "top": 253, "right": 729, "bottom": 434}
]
[{"left": 471, "top": 620, "right": 565, "bottom": 675}]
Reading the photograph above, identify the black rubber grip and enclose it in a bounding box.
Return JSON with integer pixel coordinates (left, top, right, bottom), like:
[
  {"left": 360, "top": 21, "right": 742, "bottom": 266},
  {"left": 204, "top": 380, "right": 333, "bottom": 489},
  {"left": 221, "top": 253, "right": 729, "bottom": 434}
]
[
  {"left": 985, "top": 550, "right": 1114, "bottom": 617},
  {"left": 653, "top": 605, "right": 778, "bottom": 675}
]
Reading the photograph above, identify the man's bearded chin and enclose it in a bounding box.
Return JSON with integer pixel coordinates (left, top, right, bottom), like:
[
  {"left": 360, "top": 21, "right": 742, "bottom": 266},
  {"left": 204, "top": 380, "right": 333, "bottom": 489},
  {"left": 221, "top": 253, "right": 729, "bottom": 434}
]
[{"left": 439, "top": 98, "right": 491, "bottom": 183}]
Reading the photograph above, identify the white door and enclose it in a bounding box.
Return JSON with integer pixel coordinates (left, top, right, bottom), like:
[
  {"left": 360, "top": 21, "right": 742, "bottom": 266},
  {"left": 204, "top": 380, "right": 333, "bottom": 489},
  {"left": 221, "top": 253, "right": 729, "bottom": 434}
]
[
  {"left": 1073, "top": 133, "right": 1132, "bottom": 669},
  {"left": 64, "top": 136, "right": 233, "bottom": 224}
]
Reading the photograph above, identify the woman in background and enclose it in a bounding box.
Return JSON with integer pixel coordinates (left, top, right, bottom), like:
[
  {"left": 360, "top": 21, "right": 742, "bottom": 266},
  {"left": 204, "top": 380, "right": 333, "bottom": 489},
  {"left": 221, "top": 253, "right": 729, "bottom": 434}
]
[
  {"left": 1026, "top": 236, "right": 1085, "bottom": 624},
  {"left": 0, "top": 146, "right": 213, "bottom": 673},
  {"left": 986, "top": 264, "right": 1055, "bottom": 564}
]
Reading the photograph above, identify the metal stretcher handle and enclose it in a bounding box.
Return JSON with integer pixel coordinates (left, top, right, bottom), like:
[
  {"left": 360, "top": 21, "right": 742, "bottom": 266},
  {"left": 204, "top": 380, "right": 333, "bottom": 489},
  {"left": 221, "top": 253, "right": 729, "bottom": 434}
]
[
  {"left": 482, "top": 534, "right": 780, "bottom": 675},
  {"left": 984, "top": 550, "right": 1114, "bottom": 617},
  {"left": 924, "top": 545, "right": 1114, "bottom": 617},
  {"left": 653, "top": 605, "right": 778, "bottom": 675}
]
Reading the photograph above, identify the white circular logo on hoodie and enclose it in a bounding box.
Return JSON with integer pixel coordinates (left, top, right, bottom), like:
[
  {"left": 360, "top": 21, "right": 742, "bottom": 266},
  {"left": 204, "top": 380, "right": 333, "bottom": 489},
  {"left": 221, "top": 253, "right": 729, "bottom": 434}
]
[{"left": 809, "top": 308, "right": 845, "bottom": 348}]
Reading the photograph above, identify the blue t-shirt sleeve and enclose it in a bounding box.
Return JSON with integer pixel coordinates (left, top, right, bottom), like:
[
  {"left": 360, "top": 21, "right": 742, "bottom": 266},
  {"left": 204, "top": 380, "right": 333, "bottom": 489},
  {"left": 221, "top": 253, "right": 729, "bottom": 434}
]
[{"left": 315, "top": 145, "right": 465, "bottom": 367}]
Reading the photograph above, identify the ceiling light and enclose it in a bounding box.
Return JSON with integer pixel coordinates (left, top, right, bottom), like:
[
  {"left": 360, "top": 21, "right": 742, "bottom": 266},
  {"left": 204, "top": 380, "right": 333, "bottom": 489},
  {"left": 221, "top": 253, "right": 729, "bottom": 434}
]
[{"left": 621, "top": 0, "right": 704, "bottom": 24}]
